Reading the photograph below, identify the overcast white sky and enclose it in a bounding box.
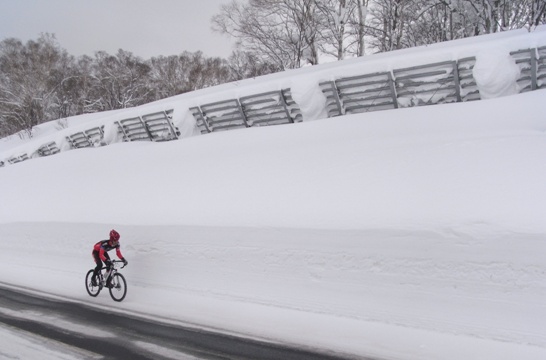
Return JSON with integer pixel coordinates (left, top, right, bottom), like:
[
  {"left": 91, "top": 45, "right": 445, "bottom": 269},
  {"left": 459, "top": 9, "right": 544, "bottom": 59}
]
[{"left": 0, "top": 0, "right": 235, "bottom": 59}]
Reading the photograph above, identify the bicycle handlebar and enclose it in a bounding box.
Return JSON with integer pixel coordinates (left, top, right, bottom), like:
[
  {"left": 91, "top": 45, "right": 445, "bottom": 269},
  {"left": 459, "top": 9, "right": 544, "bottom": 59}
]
[{"left": 110, "top": 260, "right": 127, "bottom": 269}]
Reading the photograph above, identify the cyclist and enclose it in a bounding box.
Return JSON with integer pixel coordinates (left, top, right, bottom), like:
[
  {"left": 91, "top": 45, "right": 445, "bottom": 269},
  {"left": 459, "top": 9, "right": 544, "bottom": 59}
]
[{"left": 92, "top": 229, "right": 128, "bottom": 287}]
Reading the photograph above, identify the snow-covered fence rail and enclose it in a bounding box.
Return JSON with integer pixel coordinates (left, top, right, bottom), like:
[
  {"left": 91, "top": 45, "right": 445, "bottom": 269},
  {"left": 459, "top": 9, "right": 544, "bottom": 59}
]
[
  {"left": 540, "top": 46, "right": 546, "bottom": 88},
  {"left": 7, "top": 153, "right": 29, "bottom": 164},
  {"left": 319, "top": 72, "right": 398, "bottom": 117},
  {"left": 0, "top": 108, "right": 177, "bottom": 167},
  {"left": 117, "top": 117, "right": 151, "bottom": 141},
  {"left": 117, "top": 110, "right": 178, "bottom": 142},
  {"left": 240, "top": 90, "right": 302, "bottom": 127},
  {"left": 320, "top": 58, "right": 480, "bottom": 117},
  {"left": 190, "top": 107, "right": 209, "bottom": 134},
  {"left": 510, "top": 46, "right": 546, "bottom": 92},
  {"left": 66, "top": 126, "right": 105, "bottom": 149},
  {"left": 37, "top": 142, "right": 60, "bottom": 156},
  {"left": 394, "top": 60, "right": 463, "bottom": 107},
  {"left": 457, "top": 57, "right": 481, "bottom": 101},
  {"left": 191, "top": 99, "right": 249, "bottom": 133},
  {"left": 190, "top": 89, "right": 303, "bottom": 134},
  {"left": 142, "top": 110, "right": 178, "bottom": 141}
]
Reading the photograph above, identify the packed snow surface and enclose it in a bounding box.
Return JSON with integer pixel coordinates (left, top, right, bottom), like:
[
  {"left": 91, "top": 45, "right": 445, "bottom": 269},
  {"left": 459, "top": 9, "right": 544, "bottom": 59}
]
[{"left": 0, "top": 28, "right": 545, "bottom": 360}]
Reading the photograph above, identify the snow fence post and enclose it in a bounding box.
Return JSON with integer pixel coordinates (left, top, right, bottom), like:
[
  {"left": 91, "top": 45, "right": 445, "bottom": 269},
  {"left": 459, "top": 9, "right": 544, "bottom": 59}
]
[
  {"left": 387, "top": 72, "right": 398, "bottom": 108},
  {"left": 531, "top": 48, "right": 538, "bottom": 91},
  {"left": 453, "top": 60, "right": 462, "bottom": 102},
  {"left": 279, "top": 89, "right": 295, "bottom": 123}
]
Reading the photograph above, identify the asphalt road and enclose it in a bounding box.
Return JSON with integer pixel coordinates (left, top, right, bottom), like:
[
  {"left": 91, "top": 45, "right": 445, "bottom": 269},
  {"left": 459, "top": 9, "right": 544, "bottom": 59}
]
[{"left": 0, "top": 285, "right": 363, "bottom": 360}]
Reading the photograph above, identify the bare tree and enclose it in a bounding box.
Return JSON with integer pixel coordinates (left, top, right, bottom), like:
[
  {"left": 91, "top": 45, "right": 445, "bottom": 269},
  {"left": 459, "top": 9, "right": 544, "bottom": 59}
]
[
  {"left": 316, "top": 0, "right": 358, "bottom": 60},
  {"left": 213, "top": 0, "right": 544, "bottom": 58},
  {"left": 148, "top": 51, "right": 231, "bottom": 100},
  {"left": 354, "top": 0, "right": 370, "bottom": 56},
  {"left": 0, "top": 34, "right": 71, "bottom": 138},
  {"left": 366, "top": 0, "right": 415, "bottom": 52},
  {"left": 424, "top": 0, "right": 546, "bottom": 39},
  {"left": 529, "top": 0, "right": 546, "bottom": 27},
  {"left": 184, "top": 52, "right": 230, "bottom": 91},
  {"left": 87, "top": 50, "right": 151, "bottom": 112},
  {"left": 212, "top": 0, "right": 323, "bottom": 69},
  {"left": 49, "top": 51, "right": 81, "bottom": 120},
  {"left": 226, "top": 50, "right": 283, "bottom": 80},
  {"left": 149, "top": 55, "right": 187, "bottom": 99}
]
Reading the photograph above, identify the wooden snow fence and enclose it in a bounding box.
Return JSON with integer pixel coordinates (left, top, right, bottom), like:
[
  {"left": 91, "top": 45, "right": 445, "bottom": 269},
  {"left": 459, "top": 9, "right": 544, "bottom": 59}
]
[
  {"left": 319, "top": 72, "right": 398, "bottom": 117},
  {"left": 7, "top": 153, "right": 29, "bottom": 164},
  {"left": 320, "top": 58, "right": 480, "bottom": 117},
  {"left": 539, "top": 46, "right": 546, "bottom": 89},
  {"left": 117, "top": 110, "right": 178, "bottom": 142},
  {"left": 66, "top": 126, "right": 105, "bottom": 149},
  {"left": 510, "top": 46, "right": 546, "bottom": 92},
  {"left": 457, "top": 57, "right": 481, "bottom": 102},
  {"left": 37, "top": 141, "right": 60, "bottom": 156},
  {"left": 190, "top": 89, "right": 303, "bottom": 134},
  {"left": 191, "top": 99, "right": 248, "bottom": 134},
  {"left": 5, "top": 142, "right": 58, "bottom": 164},
  {"left": 394, "top": 60, "right": 463, "bottom": 107}
]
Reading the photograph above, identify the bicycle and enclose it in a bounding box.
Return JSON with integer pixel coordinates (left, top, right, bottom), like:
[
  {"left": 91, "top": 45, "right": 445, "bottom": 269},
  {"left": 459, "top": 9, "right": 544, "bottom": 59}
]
[{"left": 85, "top": 260, "right": 128, "bottom": 302}]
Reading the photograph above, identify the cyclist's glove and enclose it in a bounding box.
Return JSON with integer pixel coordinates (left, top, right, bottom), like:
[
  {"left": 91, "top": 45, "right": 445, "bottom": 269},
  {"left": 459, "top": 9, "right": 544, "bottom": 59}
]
[{"left": 122, "top": 258, "right": 128, "bottom": 266}]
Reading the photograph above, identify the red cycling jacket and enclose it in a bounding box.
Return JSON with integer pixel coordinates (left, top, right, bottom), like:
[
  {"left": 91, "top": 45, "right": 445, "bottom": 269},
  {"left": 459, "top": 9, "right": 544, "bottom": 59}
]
[{"left": 93, "top": 240, "right": 124, "bottom": 262}]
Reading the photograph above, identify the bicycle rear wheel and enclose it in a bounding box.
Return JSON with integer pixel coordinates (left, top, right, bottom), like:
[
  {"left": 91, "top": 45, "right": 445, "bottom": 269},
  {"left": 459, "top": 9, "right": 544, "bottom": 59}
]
[
  {"left": 85, "top": 269, "right": 100, "bottom": 297},
  {"left": 109, "top": 273, "right": 127, "bottom": 302}
]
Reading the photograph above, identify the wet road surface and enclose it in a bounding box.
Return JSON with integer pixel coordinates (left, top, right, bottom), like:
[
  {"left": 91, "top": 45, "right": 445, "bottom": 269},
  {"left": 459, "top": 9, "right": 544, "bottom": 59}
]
[{"left": 0, "top": 285, "right": 365, "bottom": 360}]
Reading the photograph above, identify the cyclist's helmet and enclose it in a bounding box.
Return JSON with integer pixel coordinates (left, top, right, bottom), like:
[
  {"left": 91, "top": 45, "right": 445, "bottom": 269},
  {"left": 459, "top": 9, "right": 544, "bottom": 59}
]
[{"left": 109, "top": 229, "right": 120, "bottom": 242}]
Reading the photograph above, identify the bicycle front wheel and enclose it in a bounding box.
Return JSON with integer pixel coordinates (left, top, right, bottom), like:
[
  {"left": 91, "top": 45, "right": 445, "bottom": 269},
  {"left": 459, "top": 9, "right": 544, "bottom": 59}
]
[
  {"left": 85, "top": 270, "right": 100, "bottom": 297},
  {"left": 109, "top": 273, "right": 127, "bottom": 302}
]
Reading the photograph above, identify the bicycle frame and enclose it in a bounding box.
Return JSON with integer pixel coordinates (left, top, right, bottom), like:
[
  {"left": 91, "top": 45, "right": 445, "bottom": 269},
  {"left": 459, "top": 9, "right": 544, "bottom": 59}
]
[{"left": 99, "top": 260, "right": 125, "bottom": 285}]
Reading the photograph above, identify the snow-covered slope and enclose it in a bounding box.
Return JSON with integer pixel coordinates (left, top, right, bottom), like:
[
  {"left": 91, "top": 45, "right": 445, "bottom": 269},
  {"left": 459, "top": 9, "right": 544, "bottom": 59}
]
[
  {"left": 1, "top": 29, "right": 546, "bottom": 360},
  {"left": 1, "top": 26, "right": 545, "bottom": 161}
]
